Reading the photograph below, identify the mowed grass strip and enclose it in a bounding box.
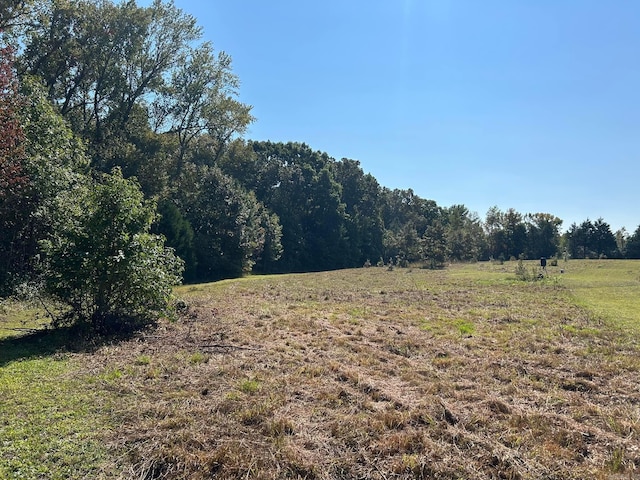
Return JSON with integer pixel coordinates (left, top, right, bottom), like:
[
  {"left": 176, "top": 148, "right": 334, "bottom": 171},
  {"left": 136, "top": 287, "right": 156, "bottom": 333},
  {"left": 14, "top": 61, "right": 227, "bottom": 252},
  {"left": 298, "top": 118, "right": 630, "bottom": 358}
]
[
  {"left": 0, "top": 357, "right": 108, "bottom": 479},
  {"left": 0, "top": 309, "right": 115, "bottom": 480},
  {"left": 561, "top": 259, "right": 640, "bottom": 334}
]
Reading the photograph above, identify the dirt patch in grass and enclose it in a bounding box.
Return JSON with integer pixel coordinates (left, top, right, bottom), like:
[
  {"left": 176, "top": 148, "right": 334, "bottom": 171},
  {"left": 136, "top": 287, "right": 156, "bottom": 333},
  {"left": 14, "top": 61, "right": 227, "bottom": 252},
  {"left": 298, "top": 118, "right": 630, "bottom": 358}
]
[{"left": 74, "top": 265, "right": 640, "bottom": 479}]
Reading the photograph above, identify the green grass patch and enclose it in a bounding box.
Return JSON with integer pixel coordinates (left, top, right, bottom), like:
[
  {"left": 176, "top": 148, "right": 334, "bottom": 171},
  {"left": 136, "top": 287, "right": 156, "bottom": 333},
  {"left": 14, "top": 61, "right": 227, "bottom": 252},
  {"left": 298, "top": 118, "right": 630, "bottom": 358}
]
[
  {"left": 134, "top": 354, "right": 151, "bottom": 366},
  {"left": 0, "top": 315, "right": 118, "bottom": 480},
  {"left": 561, "top": 260, "right": 640, "bottom": 334},
  {"left": 238, "top": 378, "right": 261, "bottom": 394},
  {"left": 0, "top": 352, "right": 111, "bottom": 479},
  {"left": 450, "top": 259, "right": 640, "bottom": 331},
  {"left": 454, "top": 318, "right": 475, "bottom": 336},
  {"left": 0, "top": 300, "right": 50, "bottom": 340},
  {"left": 188, "top": 351, "right": 208, "bottom": 365}
]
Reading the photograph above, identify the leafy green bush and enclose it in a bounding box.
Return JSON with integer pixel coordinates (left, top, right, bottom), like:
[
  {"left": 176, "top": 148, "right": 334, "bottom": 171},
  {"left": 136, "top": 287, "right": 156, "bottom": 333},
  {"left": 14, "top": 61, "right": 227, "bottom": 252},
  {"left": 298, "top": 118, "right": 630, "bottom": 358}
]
[{"left": 42, "top": 169, "right": 183, "bottom": 333}]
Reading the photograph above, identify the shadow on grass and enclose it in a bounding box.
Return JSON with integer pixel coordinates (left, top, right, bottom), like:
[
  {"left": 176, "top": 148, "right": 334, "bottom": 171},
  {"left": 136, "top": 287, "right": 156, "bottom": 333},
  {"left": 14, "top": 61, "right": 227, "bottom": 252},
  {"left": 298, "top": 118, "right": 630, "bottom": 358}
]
[{"left": 0, "top": 325, "right": 144, "bottom": 367}]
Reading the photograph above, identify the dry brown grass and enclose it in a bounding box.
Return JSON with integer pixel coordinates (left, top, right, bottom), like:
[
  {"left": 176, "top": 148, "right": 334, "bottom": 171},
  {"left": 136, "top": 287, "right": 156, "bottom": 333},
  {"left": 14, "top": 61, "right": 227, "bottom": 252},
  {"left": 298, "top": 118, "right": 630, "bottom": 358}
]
[{"left": 77, "top": 264, "right": 639, "bottom": 479}]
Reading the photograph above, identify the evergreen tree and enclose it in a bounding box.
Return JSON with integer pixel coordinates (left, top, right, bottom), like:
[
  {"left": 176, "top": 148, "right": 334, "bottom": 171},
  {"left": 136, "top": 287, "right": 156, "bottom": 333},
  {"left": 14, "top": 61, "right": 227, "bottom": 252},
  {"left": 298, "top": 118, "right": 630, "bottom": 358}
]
[
  {"left": 625, "top": 225, "right": 640, "bottom": 259},
  {"left": 444, "top": 205, "right": 485, "bottom": 261},
  {"left": 592, "top": 218, "right": 618, "bottom": 258}
]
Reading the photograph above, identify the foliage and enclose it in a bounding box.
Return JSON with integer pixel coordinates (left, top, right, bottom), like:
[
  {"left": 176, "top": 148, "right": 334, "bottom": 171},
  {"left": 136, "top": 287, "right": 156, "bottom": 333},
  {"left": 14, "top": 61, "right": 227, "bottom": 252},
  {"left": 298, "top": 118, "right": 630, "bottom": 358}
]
[
  {"left": 382, "top": 188, "right": 440, "bottom": 263},
  {"left": 154, "top": 198, "right": 197, "bottom": 281},
  {"left": 220, "top": 141, "right": 351, "bottom": 272},
  {"left": 0, "top": 43, "right": 27, "bottom": 293},
  {"left": 526, "top": 212, "right": 563, "bottom": 258},
  {"left": 444, "top": 204, "right": 485, "bottom": 261},
  {"left": 514, "top": 259, "right": 541, "bottom": 282},
  {"left": 625, "top": 225, "right": 640, "bottom": 259},
  {"left": 485, "top": 207, "right": 527, "bottom": 260},
  {"left": 422, "top": 220, "right": 447, "bottom": 269},
  {"left": 153, "top": 44, "right": 253, "bottom": 167},
  {"left": 565, "top": 218, "right": 619, "bottom": 259},
  {"left": 0, "top": 0, "right": 36, "bottom": 34},
  {"left": 19, "top": 0, "right": 251, "bottom": 170},
  {"left": 41, "top": 169, "right": 183, "bottom": 332},
  {"left": 331, "top": 158, "right": 385, "bottom": 265},
  {"left": 176, "top": 164, "right": 280, "bottom": 281},
  {"left": 1, "top": 52, "right": 86, "bottom": 295}
]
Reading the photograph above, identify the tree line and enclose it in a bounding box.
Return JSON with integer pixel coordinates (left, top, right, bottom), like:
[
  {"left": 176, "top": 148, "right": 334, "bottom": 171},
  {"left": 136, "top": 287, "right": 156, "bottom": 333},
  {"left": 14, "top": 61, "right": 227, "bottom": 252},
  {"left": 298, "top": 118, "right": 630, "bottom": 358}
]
[{"left": 2, "top": 0, "right": 640, "bottom": 330}]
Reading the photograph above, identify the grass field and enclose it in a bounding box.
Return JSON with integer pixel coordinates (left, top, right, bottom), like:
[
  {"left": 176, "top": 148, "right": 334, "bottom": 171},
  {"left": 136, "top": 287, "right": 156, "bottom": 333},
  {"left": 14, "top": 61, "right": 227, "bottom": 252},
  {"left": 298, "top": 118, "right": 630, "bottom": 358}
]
[{"left": 1, "top": 260, "right": 639, "bottom": 479}]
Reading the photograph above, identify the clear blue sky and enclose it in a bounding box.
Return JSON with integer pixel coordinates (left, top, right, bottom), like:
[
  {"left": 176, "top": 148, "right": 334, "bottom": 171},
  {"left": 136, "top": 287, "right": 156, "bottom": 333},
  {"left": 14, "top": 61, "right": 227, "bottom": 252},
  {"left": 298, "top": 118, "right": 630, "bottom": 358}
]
[{"left": 166, "top": 1, "right": 640, "bottom": 233}]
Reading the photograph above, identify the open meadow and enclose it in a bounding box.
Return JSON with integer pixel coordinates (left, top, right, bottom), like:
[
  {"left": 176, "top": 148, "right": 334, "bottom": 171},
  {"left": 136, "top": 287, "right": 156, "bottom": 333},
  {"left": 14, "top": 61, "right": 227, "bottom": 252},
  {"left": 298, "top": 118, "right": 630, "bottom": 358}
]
[{"left": 1, "top": 260, "right": 639, "bottom": 479}]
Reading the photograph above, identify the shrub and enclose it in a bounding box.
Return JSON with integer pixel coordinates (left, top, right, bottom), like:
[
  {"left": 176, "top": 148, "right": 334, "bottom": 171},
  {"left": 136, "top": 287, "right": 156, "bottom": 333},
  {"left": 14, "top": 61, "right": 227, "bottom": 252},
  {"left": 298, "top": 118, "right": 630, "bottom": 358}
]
[
  {"left": 514, "top": 259, "right": 540, "bottom": 282},
  {"left": 42, "top": 169, "right": 183, "bottom": 333}
]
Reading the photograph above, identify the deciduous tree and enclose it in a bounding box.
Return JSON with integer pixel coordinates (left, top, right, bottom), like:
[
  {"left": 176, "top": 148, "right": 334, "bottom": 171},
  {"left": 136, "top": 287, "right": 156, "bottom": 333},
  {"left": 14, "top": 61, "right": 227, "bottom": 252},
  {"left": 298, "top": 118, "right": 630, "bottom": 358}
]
[
  {"left": 0, "top": 43, "right": 27, "bottom": 292},
  {"left": 0, "top": 0, "right": 35, "bottom": 33},
  {"left": 332, "top": 158, "right": 384, "bottom": 265},
  {"left": 176, "top": 164, "right": 281, "bottom": 281}
]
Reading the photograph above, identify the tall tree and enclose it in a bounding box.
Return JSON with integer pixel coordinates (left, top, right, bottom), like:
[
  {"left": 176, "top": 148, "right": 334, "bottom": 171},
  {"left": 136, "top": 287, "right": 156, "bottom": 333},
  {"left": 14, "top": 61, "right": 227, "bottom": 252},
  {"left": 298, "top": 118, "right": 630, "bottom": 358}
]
[
  {"left": 615, "top": 227, "right": 628, "bottom": 257},
  {"left": 422, "top": 220, "right": 447, "bottom": 268},
  {"left": 18, "top": 0, "right": 250, "bottom": 178},
  {"left": 525, "top": 213, "right": 562, "bottom": 259},
  {"left": 176, "top": 164, "right": 281, "bottom": 281},
  {"left": 566, "top": 218, "right": 617, "bottom": 259},
  {"left": 502, "top": 208, "right": 527, "bottom": 259},
  {"left": 1, "top": 47, "right": 89, "bottom": 295},
  {"left": 625, "top": 225, "right": 640, "bottom": 259},
  {"left": 592, "top": 218, "right": 618, "bottom": 258},
  {"left": 151, "top": 43, "right": 253, "bottom": 169},
  {"left": 484, "top": 206, "right": 507, "bottom": 260},
  {"left": 331, "top": 158, "right": 384, "bottom": 265},
  {"left": 566, "top": 220, "right": 595, "bottom": 259},
  {"left": 303, "top": 165, "right": 350, "bottom": 270},
  {"left": 0, "top": 44, "right": 27, "bottom": 292},
  {"left": 223, "top": 141, "right": 352, "bottom": 272},
  {"left": 444, "top": 205, "right": 485, "bottom": 261},
  {"left": 382, "top": 188, "right": 439, "bottom": 237},
  {"left": 380, "top": 189, "right": 441, "bottom": 264}
]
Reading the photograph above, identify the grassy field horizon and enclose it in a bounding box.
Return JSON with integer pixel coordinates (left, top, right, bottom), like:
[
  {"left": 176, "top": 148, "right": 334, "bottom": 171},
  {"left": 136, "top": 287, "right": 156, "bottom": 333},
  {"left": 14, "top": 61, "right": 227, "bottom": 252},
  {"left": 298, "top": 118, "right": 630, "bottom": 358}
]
[{"left": 1, "top": 259, "right": 639, "bottom": 479}]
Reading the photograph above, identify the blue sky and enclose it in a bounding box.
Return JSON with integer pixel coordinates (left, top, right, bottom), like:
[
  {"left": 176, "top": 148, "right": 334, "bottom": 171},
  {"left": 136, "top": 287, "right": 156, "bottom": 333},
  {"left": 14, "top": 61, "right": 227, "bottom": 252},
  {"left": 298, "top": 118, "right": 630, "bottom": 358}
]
[{"left": 165, "top": 1, "right": 639, "bottom": 233}]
